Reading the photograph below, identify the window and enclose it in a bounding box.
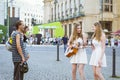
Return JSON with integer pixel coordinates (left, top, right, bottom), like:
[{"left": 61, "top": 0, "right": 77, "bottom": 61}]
[
  {"left": 25, "top": 18, "right": 26, "bottom": 22},
  {"left": 65, "top": 25, "right": 67, "bottom": 36},
  {"left": 110, "top": 0, "right": 112, "bottom": 4},
  {"left": 70, "top": 0, "right": 72, "bottom": 13},
  {"left": 61, "top": 3, "right": 63, "bottom": 17},
  {"left": 70, "top": 0, "right": 71, "bottom": 8},
  {"left": 61, "top": 3, "right": 63, "bottom": 11},
  {"left": 8, "top": 7, "right": 10, "bottom": 17},
  {"left": 104, "top": 5, "right": 109, "bottom": 11},
  {"left": 110, "top": 5, "right": 113, "bottom": 12},
  {"left": 105, "top": 0, "right": 109, "bottom": 3},
  {"left": 103, "top": 0, "right": 113, "bottom": 12},
  {"left": 28, "top": 19, "right": 29, "bottom": 23},
  {"left": 100, "top": 21, "right": 112, "bottom": 31},
  {"left": 12, "top": 7, "right": 15, "bottom": 17},
  {"left": 51, "top": 8, "right": 53, "bottom": 21},
  {"left": 65, "top": 1, "right": 67, "bottom": 15},
  {"left": 74, "top": 0, "right": 77, "bottom": 11},
  {"left": 69, "top": 24, "right": 72, "bottom": 37},
  {"left": 58, "top": 5, "right": 59, "bottom": 19}
]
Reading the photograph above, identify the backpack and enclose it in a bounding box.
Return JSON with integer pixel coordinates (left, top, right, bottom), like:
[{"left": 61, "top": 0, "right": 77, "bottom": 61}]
[
  {"left": 5, "top": 31, "right": 15, "bottom": 52},
  {"left": 5, "top": 37, "right": 13, "bottom": 52}
]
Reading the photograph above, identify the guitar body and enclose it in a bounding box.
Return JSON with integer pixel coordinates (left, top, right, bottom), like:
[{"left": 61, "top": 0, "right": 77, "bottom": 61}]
[{"left": 65, "top": 48, "right": 79, "bottom": 58}]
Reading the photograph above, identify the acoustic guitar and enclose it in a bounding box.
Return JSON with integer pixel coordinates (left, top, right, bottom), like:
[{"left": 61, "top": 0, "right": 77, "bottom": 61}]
[
  {"left": 65, "top": 47, "right": 79, "bottom": 58},
  {"left": 65, "top": 42, "right": 80, "bottom": 58}
]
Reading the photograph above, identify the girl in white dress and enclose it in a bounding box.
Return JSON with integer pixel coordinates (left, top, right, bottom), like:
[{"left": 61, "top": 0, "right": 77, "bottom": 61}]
[
  {"left": 89, "top": 22, "right": 107, "bottom": 80},
  {"left": 68, "top": 23, "right": 88, "bottom": 80}
]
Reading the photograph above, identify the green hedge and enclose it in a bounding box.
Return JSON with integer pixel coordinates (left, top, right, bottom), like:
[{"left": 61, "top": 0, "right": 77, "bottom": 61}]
[{"left": 0, "top": 24, "right": 7, "bottom": 43}]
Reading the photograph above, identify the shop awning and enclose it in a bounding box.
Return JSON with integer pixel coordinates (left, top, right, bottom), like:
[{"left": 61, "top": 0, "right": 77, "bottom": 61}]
[{"left": 111, "top": 30, "right": 120, "bottom": 35}]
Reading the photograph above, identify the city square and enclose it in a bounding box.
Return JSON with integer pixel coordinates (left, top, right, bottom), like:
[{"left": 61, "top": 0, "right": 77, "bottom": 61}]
[
  {"left": 0, "top": 0, "right": 120, "bottom": 80},
  {"left": 0, "top": 45, "right": 120, "bottom": 80}
]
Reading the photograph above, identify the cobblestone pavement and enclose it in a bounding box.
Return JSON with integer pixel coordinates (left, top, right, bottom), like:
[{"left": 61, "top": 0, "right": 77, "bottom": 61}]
[{"left": 0, "top": 45, "right": 120, "bottom": 80}]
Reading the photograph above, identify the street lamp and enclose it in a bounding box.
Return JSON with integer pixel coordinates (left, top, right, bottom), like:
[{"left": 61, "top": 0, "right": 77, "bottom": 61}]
[
  {"left": 6, "top": 0, "right": 9, "bottom": 39},
  {"left": 54, "top": 0, "right": 58, "bottom": 21},
  {"left": 101, "top": 0, "right": 103, "bottom": 21},
  {"left": 54, "top": 0, "right": 59, "bottom": 61}
]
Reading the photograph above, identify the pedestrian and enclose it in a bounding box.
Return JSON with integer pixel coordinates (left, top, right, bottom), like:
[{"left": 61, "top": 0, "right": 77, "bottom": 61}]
[
  {"left": 106, "top": 38, "right": 109, "bottom": 46},
  {"left": 67, "top": 23, "right": 88, "bottom": 80},
  {"left": 29, "top": 35, "right": 34, "bottom": 45},
  {"left": 118, "top": 39, "right": 120, "bottom": 47},
  {"left": 23, "top": 26, "right": 30, "bottom": 61},
  {"left": 62, "top": 35, "right": 68, "bottom": 52},
  {"left": 34, "top": 37, "right": 38, "bottom": 44},
  {"left": 57, "top": 36, "right": 61, "bottom": 45},
  {"left": 53, "top": 38, "right": 56, "bottom": 45},
  {"left": 11, "top": 20, "right": 29, "bottom": 80},
  {"left": 89, "top": 22, "right": 107, "bottom": 80},
  {"left": 110, "top": 37, "right": 114, "bottom": 47}
]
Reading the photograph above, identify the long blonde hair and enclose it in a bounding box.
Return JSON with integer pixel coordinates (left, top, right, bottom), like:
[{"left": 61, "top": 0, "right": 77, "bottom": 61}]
[
  {"left": 92, "top": 22, "right": 102, "bottom": 41},
  {"left": 69, "top": 23, "right": 83, "bottom": 44}
]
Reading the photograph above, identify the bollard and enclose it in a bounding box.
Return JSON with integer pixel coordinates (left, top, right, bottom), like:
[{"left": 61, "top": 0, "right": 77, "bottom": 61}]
[
  {"left": 56, "top": 43, "right": 60, "bottom": 61},
  {"left": 112, "top": 47, "right": 116, "bottom": 77}
]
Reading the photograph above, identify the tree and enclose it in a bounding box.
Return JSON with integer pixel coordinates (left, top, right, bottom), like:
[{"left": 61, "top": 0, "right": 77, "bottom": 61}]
[{"left": 0, "top": 25, "right": 7, "bottom": 43}]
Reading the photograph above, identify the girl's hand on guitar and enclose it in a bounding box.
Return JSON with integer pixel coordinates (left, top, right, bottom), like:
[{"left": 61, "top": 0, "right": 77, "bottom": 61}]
[
  {"left": 73, "top": 42, "right": 80, "bottom": 49},
  {"left": 68, "top": 45, "right": 73, "bottom": 49},
  {"left": 91, "top": 44, "right": 95, "bottom": 50}
]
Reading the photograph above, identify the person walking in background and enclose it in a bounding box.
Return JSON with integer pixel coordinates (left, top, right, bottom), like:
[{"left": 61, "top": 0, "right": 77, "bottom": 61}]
[
  {"left": 29, "top": 35, "right": 34, "bottom": 45},
  {"left": 106, "top": 38, "right": 109, "bottom": 47},
  {"left": 57, "top": 36, "right": 61, "bottom": 45},
  {"left": 118, "top": 39, "right": 120, "bottom": 47},
  {"left": 89, "top": 22, "right": 107, "bottom": 80},
  {"left": 68, "top": 23, "right": 88, "bottom": 80},
  {"left": 62, "top": 35, "right": 68, "bottom": 52},
  {"left": 110, "top": 37, "right": 114, "bottom": 47},
  {"left": 34, "top": 36, "right": 38, "bottom": 44},
  {"left": 23, "top": 26, "right": 30, "bottom": 61},
  {"left": 11, "top": 20, "right": 29, "bottom": 80}
]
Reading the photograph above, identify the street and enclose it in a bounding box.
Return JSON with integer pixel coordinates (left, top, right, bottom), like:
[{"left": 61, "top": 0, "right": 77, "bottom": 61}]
[{"left": 0, "top": 45, "right": 120, "bottom": 80}]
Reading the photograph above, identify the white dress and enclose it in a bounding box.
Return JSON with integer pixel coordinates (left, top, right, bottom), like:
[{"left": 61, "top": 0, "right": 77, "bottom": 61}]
[
  {"left": 89, "top": 39, "right": 107, "bottom": 67},
  {"left": 70, "top": 38, "right": 88, "bottom": 64}
]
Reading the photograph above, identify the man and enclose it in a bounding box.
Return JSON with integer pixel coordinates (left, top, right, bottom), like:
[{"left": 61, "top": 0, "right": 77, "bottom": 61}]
[
  {"left": 12, "top": 20, "right": 29, "bottom": 80},
  {"left": 29, "top": 35, "right": 34, "bottom": 45},
  {"left": 62, "top": 35, "right": 68, "bottom": 52}
]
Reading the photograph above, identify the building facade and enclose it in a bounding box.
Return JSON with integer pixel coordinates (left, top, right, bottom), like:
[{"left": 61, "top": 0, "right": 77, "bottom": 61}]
[
  {"left": 0, "top": 0, "right": 44, "bottom": 35},
  {"left": 0, "top": 0, "right": 6, "bottom": 25},
  {"left": 44, "top": 0, "right": 120, "bottom": 37}
]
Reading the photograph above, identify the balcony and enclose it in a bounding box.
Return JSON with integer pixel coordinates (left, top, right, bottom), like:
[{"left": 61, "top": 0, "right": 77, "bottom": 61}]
[
  {"left": 63, "top": 12, "right": 85, "bottom": 21},
  {"left": 74, "top": 7, "right": 77, "bottom": 11},
  {"left": 62, "top": 16, "right": 64, "bottom": 19},
  {"left": 61, "top": 11, "right": 64, "bottom": 16},
  {"left": 70, "top": 8, "right": 72, "bottom": 12},
  {"left": 51, "top": 11, "right": 85, "bottom": 22}
]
